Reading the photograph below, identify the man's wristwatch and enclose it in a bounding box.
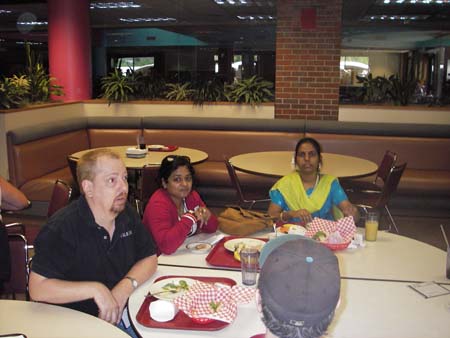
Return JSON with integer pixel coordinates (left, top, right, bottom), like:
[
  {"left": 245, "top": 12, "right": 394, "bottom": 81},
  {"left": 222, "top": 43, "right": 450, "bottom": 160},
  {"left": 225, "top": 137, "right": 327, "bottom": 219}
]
[{"left": 125, "top": 276, "right": 138, "bottom": 289}]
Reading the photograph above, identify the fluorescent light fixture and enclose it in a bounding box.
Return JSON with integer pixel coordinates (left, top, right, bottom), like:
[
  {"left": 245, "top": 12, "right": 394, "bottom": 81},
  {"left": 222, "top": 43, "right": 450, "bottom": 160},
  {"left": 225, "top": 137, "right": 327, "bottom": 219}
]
[
  {"left": 119, "top": 17, "right": 176, "bottom": 23},
  {"left": 90, "top": 2, "right": 141, "bottom": 9},
  {"left": 16, "top": 41, "right": 43, "bottom": 45},
  {"left": 379, "top": 0, "right": 449, "bottom": 3},
  {"left": 17, "top": 21, "right": 48, "bottom": 26},
  {"left": 237, "top": 15, "right": 276, "bottom": 20},
  {"left": 0, "top": 9, "right": 12, "bottom": 14},
  {"left": 365, "top": 14, "right": 429, "bottom": 20},
  {"left": 214, "top": 0, "right": 251, "bottom": 5}
]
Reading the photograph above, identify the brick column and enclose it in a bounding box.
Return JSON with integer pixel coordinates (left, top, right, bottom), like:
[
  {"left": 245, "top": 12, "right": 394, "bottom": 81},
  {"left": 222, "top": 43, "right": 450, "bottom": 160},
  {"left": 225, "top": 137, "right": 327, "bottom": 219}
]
[{"left": 275, "top": 0, "right": 342, "bottom": 120}]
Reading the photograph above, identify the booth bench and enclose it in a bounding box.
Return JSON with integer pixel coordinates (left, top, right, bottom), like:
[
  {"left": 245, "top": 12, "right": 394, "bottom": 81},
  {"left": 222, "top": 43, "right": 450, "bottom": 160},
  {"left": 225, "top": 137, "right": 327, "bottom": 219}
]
[{"left": 7, "top": 116, "right": 450, "bottom": 215}]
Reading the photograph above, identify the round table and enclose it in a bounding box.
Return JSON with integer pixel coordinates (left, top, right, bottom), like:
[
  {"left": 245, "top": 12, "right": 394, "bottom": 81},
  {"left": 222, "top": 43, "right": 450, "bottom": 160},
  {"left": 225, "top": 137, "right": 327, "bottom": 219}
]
[
  {"left": 157, "top": 230, "right": 450, "bottom": 284},
  {"left": 0, "top": 300, "right": 129, "bottom": 338},
  {"left": 230, "top": 151, "right": 378, "bottom": 178},
  {"left": 71, "top": 146, "right": 208, "bottom": 169}
]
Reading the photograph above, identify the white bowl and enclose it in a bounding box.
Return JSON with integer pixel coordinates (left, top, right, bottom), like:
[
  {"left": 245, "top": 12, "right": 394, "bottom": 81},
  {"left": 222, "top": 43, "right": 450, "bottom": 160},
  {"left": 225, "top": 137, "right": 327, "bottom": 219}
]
[{"left": 149, "top": 300, "right": 178, "bottom": 322}]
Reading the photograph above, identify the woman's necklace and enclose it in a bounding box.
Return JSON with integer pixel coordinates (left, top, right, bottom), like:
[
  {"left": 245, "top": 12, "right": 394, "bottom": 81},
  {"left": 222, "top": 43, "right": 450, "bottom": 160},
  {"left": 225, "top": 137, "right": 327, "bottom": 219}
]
[{"left": 313, "top": 174, "right": 320, "bottom": 190}]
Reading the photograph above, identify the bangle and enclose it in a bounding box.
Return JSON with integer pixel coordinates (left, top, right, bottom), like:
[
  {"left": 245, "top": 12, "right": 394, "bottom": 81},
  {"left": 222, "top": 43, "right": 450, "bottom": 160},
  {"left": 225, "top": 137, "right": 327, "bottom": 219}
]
[{"left": 280, "top": 211, "right": 285, "bottom": 222}]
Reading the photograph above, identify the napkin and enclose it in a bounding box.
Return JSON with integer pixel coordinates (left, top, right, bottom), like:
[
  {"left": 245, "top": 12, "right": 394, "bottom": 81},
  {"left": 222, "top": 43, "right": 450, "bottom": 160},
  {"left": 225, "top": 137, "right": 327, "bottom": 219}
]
[
  {"left": 305, "top": 216, "right": 356, "bottom": 242},
  {"left": 173, "top": 281, "right": 256, "bottom": 323}
]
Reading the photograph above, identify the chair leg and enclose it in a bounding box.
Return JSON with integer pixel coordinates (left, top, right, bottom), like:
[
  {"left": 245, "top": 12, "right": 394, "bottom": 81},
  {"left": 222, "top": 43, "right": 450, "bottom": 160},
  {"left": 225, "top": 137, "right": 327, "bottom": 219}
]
[{"left": 384, "top": 205, "right": 399, "bottom": 234}]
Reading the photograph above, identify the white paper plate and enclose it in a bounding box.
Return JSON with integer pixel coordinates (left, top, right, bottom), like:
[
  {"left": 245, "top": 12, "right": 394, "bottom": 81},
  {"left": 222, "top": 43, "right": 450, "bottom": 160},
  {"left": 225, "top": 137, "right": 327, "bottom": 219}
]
[
  {"left": 186, "top": 242, "right": 212, "bottom": 254},
  {"left": 148, "top": 277, "right": 197, "bottom": 300},
  {"left": 223, "top": 238, "right": 266, "bottom": 252},
  {"left": 148, "top": 144, "right": 165, "bottom": 150}
]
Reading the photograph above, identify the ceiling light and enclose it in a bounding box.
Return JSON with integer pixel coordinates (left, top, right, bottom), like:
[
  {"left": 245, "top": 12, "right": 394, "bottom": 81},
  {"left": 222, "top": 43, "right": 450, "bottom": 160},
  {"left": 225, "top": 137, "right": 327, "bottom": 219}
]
[
  {"left": 17, "top": 21, "right": 48, "bottom": 26},
  {"left": 364, "top": 14, "right": 430, "bottom": 21},
  {"left": 0, "top": 9, "right": 12, "bottom": 14},
  {"left": 378, "top": 0, "right": 449, "bottom": 3},
  {"left": 90, "top": 2, "right": 141, "bottom": 9},
  {"left": 119, "top": 17, "right": 177, "bottom": 23},
  {"left": 237, "top": 15, "right": 276, "bottom": 20}
]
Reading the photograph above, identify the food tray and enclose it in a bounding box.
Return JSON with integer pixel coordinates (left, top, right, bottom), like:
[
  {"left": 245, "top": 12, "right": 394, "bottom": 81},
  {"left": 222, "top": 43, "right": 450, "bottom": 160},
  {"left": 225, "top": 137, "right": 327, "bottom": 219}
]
[
  {"left": 205, "top": 236, "right": 267, "bottom": 269},
  {"left": 136, "top": 275, "right": 236, "bottom": 331}
]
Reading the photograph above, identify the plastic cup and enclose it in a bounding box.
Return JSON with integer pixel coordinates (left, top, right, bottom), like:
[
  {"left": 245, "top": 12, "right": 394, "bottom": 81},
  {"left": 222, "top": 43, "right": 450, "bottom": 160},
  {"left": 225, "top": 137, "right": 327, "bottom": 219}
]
[
  {"left": 365, "top": 211, "right": 379, "bottom": 241},
  {"left": 240, "top": 247, "right": 259, "bottom": 286}
]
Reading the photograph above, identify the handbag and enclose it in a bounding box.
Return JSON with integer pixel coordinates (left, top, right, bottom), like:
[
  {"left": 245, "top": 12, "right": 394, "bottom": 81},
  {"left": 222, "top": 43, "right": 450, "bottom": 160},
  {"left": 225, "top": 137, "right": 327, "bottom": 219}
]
[{"left": 218, "top": 206, "right": 274, "bottom": 236}]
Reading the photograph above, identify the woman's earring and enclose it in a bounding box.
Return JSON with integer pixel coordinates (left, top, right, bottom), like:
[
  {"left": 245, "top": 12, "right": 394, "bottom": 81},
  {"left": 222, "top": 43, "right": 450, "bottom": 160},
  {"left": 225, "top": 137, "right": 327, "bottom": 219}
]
[{"left": 318, "top": 163, "right": 322, "bottom": 172}]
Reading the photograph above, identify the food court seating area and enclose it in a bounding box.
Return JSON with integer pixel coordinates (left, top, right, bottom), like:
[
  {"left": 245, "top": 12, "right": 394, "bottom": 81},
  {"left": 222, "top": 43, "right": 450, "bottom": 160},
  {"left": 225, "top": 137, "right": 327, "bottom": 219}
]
[{"left": 6, "top": 116, "right": 450, "bottom": 216}]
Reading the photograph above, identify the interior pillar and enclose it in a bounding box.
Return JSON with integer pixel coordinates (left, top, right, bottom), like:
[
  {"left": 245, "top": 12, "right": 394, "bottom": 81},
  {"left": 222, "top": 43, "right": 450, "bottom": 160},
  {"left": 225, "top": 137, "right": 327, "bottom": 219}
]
[{"left": 48, "top": 0, "right": 92, "bottom": 101}]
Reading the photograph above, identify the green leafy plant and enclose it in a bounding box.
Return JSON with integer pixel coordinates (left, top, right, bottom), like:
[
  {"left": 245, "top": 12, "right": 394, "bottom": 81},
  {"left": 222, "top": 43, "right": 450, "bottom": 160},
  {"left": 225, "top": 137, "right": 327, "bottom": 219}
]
[
  {"left": 0, "top": 77, "right": 27, "bottom": 109},
  {"left": 134, "top": 74, "right": 166, "bottom": 100},
  {"left": 224, "top": 76, "right": 274, "bottom": 106},
  {"left": 356, "top": 73, "right": 391, "bottom": 104},
  {"left": 165, "top": 82, "right": 195, "bottom": 101},
  {"left": 100, "top": 68, "right": 134, "bottom": 105},
  {"left": 387, "top": 75, "right": 417, "bottom": 106},
  {"left": 191, "top": 78, "right": 225, "bottom": 106},
  {"left": 24, "top": 43, "right": 64, "bottom": 103}
]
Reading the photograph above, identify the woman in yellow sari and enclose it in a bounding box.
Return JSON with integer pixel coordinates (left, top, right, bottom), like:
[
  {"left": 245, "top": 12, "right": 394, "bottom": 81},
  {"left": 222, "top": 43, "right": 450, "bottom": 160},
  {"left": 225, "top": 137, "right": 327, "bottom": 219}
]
[{"left": 268, "top": 138, "right": 359, "bottom": 224}]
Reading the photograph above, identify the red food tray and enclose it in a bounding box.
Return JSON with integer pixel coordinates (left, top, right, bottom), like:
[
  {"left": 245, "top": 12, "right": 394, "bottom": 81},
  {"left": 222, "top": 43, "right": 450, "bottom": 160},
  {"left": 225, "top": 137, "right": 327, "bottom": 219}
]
[
  {"left": 148, "top": 145, "right": 178, "bottom": 152},
  {"left": 205, "top": 236, "right": 267, "bottom": 270},
  {"left": 136, "top": 275, "right": 236, "bottom": 331}
]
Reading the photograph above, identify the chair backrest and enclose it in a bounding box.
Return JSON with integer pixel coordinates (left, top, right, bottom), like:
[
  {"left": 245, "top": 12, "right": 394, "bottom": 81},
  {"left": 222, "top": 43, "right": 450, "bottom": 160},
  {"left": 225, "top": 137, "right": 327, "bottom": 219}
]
[
  {"left": 47, "top": 179, "right": 73, "bottom": 218},
  {"left": 3, "top": 232, "right": 29, "bottom": 299},
  {"left": 137, "top": 165, "right": 160, "bottom": 215},
  {"left": 377, "top": 162, "right": 407, "bottom": 207},
  {"left": 375, "top": 150, "right": 397, "bottom": 184},
  {"left": 225, "top": 158, "right": 246, "bottom": 204},
  {"left": 67, "top": 155, "right": 78, "bottom": 186}
]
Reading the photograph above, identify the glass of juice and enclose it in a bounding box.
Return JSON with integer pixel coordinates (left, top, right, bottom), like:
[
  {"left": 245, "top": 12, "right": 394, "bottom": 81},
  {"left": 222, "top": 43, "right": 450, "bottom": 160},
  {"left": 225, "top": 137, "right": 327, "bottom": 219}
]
[{"left": 365, "top": 211, "right": 379, "bottom": 241}]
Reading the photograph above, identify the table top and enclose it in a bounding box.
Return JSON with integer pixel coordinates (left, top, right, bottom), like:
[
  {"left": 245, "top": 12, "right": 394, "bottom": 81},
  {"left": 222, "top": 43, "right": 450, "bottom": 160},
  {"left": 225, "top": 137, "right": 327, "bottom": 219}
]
[
  {"left": 158, "top": 230, "right": 450, "bottom": 284},
  {"left": 230, "top": 151, "right": 378, "bottom": 178},
  {"left": 128, "top": 265, "right": 450, "bottom": 338},
  {"left": 71, "top": 146, "right": 208, "bottom": 169},
  {"left": 0, "top": 300, "right": 129, "bottom": 338}
]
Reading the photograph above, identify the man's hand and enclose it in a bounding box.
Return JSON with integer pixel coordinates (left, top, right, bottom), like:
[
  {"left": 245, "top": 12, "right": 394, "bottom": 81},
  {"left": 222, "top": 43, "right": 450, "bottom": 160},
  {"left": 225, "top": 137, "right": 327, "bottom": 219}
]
[
  {"left": 92, "top": 282, "right": 120, "bottom": 324},
  {"left": 111, "top": 279, "right": 134, "bottom": 322}
]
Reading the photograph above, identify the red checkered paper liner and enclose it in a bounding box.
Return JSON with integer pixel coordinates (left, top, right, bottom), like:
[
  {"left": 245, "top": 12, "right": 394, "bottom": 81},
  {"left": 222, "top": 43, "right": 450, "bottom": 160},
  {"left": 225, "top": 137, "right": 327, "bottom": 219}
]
[
  {"left": 173, "top": 281, "right": 256, "bottom": 324},
  {"left": 305, "top": 216, "right": 356, "bottom": 242}
]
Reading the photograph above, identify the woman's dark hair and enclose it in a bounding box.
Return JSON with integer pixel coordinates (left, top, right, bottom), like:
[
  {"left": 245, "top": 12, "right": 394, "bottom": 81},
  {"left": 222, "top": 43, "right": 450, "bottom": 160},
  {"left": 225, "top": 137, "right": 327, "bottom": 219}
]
[
  {"left": 158, "top": 155, "right": 195, "bottom": 186},
  {"left": 295, "top": 137, "right": 323, "bottom": 165}
]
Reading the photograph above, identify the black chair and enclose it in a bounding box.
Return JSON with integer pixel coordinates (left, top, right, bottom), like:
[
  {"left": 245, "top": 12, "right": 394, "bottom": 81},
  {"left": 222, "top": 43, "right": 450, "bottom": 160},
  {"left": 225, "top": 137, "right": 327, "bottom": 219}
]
[
  {"left": 135, "top": 165, "right": 160, "bottom": 216},
  {"left": 225, "top": 158, "right": 270, "bottom": 209},
  {"left": 345, "top": 150, "right": 397, "bottom": 193},
  {"left": 350, "top": 163, "right": 407, "bottom": 234},
  {"left": 1, "top": 222, "right": 29, "bottom": 300},
  {"left": 47, "top": 179, "right": 73, "bottom": 218}
]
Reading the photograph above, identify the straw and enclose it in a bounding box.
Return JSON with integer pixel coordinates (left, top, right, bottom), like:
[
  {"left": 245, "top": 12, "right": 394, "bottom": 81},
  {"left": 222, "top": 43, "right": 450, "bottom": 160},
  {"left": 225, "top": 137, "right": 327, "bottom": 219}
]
[{"left": 440, "top": 224, "right": 449, "bottom": 248}]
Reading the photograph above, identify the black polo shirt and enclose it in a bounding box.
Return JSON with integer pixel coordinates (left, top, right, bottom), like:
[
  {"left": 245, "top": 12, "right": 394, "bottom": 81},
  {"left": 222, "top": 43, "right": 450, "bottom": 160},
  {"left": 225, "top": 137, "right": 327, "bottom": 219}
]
[{"left": 32, "top": 195, "right": 157, "bottom": 316}]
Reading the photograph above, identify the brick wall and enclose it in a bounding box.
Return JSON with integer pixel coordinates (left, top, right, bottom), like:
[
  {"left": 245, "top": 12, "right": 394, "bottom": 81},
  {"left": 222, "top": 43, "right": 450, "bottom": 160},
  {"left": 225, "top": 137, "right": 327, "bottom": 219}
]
[{"left": 275, "top": 0, "right": 342, "bottom": 120}]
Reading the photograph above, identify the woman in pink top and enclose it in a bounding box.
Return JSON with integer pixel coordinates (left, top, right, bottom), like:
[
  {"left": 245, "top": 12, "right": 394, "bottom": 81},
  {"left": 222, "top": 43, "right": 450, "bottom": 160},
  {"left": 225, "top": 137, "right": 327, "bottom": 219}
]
[{"left": 142, "top": 155, "right": 218, "bottom": 254}]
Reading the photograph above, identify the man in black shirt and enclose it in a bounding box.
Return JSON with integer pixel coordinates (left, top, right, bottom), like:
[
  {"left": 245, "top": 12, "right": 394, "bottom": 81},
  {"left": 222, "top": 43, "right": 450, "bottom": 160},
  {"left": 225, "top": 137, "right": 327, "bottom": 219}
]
[{"left": 29, "top": 148, "right": 158, "bottom": 328}]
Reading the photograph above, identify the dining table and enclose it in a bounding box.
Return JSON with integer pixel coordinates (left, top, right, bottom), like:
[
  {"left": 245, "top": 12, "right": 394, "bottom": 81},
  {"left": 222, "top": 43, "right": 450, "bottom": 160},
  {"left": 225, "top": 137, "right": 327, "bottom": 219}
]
[
  {"left": 229, "top": 151, "right": 378, "bottom": 178},
  {"left": 157, "top": 230, "right": 450, "bottom": 284},
  {"left": 128, "top": 265, "right": 450, "bottom": 338},
  {"left": 0, "top": 299, "right": 130, "bottom": 338},
  {"left": 70, "top": 145, "right": 208, "bottom": 169}
]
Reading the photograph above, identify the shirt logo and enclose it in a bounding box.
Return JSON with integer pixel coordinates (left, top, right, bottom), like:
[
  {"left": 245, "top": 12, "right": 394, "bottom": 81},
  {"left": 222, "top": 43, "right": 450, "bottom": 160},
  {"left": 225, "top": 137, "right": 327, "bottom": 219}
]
[{"left": 120, "top": 230, "right": 133, "bottom": 239}]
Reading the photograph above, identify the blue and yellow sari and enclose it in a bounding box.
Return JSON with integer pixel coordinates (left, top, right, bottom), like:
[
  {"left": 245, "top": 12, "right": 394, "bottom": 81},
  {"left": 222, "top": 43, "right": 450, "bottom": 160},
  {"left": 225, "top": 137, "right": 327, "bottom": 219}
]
[{"left": 270, "top": 172, "right": 348, "bottom": 221}]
